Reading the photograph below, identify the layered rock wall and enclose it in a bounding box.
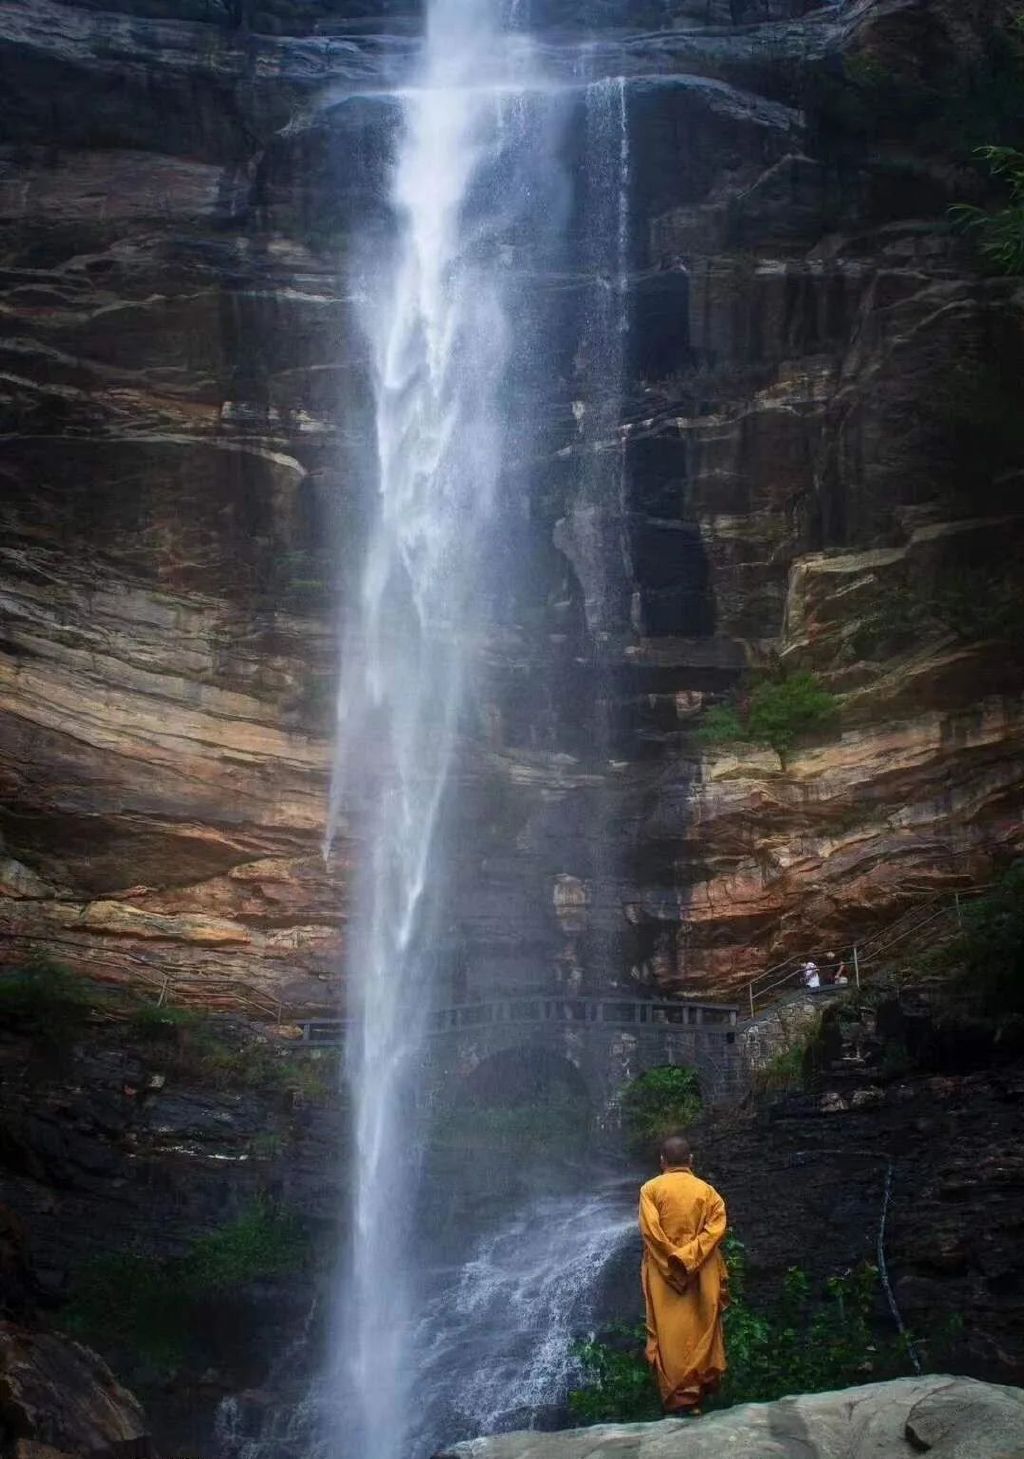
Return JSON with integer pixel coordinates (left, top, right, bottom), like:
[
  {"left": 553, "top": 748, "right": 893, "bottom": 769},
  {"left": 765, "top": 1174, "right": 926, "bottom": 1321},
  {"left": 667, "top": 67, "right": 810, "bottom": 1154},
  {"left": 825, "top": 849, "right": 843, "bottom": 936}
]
[{"left": 0, "top": 0, "right": 1022, "bottom": 1009}]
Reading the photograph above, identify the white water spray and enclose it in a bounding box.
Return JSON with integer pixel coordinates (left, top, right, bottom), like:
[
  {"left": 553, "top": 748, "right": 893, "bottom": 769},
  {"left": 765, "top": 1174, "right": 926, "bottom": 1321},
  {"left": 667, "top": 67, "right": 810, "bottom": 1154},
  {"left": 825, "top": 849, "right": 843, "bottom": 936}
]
[
  {"left": 563, "top": 73, "right": 632, "bottom": 642},
  {"left": 415, "top": 1183, "right": 637, "bottom": 1445}
]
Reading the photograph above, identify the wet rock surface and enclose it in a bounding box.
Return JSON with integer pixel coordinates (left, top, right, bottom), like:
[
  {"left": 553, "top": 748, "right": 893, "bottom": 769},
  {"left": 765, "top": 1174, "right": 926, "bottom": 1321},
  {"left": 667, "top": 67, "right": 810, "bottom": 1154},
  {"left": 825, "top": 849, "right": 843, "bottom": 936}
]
[
  {"left": 586, "top": 1059, "right": 1024, "bottom": 1399},
  {"left": 698, "top": 1068, "right": 1024, "bottom": 1388},
  {"left": 0, "top": 1019, "right": 338, "bottom": 1452},
  {"left": 435, "top": 1375, "right": 1024, "bottom": 1459},
  {"left": 0, "top": 1323, "right": 150, "bottom": 1459},
  {"left": 0, "top": 1024, "right": 340, "bottom": 1277}
]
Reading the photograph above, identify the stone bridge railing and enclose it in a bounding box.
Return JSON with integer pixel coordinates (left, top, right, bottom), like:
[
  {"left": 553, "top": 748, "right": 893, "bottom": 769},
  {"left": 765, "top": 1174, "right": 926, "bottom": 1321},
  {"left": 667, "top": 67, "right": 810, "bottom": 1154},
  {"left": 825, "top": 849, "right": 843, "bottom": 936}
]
[
  {"left": 292, "top": 993, "right": 744, "bottom": 1121},
  {"left": 427, "top": 994, "right": 740, "bottom": 1035},
  {"left": 293, "top": 994, "right": 739, "bottom": 1045}
]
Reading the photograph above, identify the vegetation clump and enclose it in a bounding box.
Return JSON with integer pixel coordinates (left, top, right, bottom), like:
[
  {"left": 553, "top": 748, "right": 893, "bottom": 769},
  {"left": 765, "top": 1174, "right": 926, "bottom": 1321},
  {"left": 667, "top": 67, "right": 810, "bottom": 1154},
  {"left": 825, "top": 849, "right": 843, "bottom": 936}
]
[
  {"left": 752, "top": 1041, "right": 810, "bottom": 1095},
  {"left": 569, "top": 1325, "right": 660, "bottom": 1424},
  {"left": 0, "top": 957, "right": 108, "bottom": 1041},
  {"left": 620, "top": 1066, "right": 702, "bottom": 1156},
  {"left": 124, "top": 1002, "right": 204, "bottom": 1039},
  {"left": 717, "top": 1236, "right": 884, "bottom": 1406},
  {"left": 952, "top": 145, "right": 1024, "bottom": 274},
  {"left": 946, "top": 14, "right": 1024, "bottom": 273},
  {"left": 172, "top": 1026, "right": 334, "bottom": 1100},
  {"left": 122, "top": 1008, "right": 335, "bottom": 1102},
  {"left": 750, "top": 1008, "right": 829, "bottom": 1096},
  {"left": 569, "top": 1235, "right": 922, "bottom": 1422},
  {"left": 64, "top": 1201, "right": 310, "bottom": 1375},
  {"left": 698, "top": 671, "right": 838, "bottom": 765},
  {"left": 0, "top": 961, "right": 334, "bottom": 1100},
  {"left": 879, "top": 862, "right": 1024, "bottom": 1029}
]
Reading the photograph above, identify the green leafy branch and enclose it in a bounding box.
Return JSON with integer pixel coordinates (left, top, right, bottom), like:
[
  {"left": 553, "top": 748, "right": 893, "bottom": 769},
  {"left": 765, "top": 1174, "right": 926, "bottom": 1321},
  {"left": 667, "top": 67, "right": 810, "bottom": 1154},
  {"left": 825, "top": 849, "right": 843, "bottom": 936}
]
[
  {"left": 569, "top": 1234, "right": 934, "bottom": 1424},
  {"left": 951, "top": 145, "right": 1024, "bottom": 274},
  {"left": 698, "top": 671, "right": 839, "bottom": 766},
  {"left": 620, "top": 1066, "right": 703, "bottom": 1157}
]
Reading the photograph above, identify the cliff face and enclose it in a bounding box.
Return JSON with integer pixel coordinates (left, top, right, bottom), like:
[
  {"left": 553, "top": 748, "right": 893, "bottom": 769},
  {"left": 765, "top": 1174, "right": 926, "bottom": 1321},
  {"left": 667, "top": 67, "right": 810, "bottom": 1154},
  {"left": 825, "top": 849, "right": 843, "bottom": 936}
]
[
  {"left": 0, "top": 0, "right": 349, "bottom": 1009},
  {"left": 0, "top": 1011, "right": 338, "bottom": 1452},
  {"left": 0, "top": 0, "right": 1022, "bottom": 1009}
]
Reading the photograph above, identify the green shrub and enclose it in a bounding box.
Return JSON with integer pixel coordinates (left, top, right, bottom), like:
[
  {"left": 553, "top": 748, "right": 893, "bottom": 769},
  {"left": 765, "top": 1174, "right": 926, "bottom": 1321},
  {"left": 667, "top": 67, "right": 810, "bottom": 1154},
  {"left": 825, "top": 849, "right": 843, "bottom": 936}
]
[
  {"left": 745, "top": 673, "right": 839, "bottom": 763},
  {"left": 848, "top": 571, "right": 1024, "bottom": 661},
  {"left": 167, "top": 1026, "right": 334, "bottom": 1101},
  {"left": 185, "top": 1201, "right": 308, "bottom": 1290},
  {"left": 620, "top": 1066, "right": 702, "bottom": 1156},
  {"left": 0, "top": 958, "right": 105, "bottom": 1040},
  {"left": 752, "top": 1043, "right": 807, "bottom": 1094},
  {"left": 124, "top": 1002, "right": 204, "bottom": 1040},
  {"left": 180, "top": 1028, "right": 270, "bottom": 1085},
  {"left": 569, "top": 1325, "right": 660, "bottom": 1424},
  {"left": 63, "top": 1201, "right": 310, "bottom": 1375},
  {"left": 280, "top": 1052, "right": 335, "bottom": 1103},
  {"left": 698, "top": 672, "right": 838, "bottom": 765},
  {"left": 718, "top": 1235, "right": 890, "bottom": 1406},
  {"left": 751, "top": 1008, "right": 828, "bottom": 1096},
  {"left": 569, "top": 1235, "right": 918, "bottom": 1423},
  {"left": 695, "top": 704, "right": 744, "bottom": 747},
  {"left": 951, "top": 146, "right": 1024, "bottom": 274}
]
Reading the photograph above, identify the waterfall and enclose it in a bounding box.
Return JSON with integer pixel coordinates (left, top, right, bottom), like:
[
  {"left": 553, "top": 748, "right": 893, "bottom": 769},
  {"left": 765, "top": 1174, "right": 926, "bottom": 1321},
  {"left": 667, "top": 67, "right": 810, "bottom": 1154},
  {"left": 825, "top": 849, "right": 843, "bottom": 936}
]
[
  {"left": 323, "top": 5, "right": 567, "bottom": 1459},
  {"left": 549, "top": 73, "right": 633, "bottom": 991},
  {"left": 318, "top": 0, "right": 643, "bottom": 1452},
  {"left": 560, "top": 73, "right": 632, "bottom": 646}
]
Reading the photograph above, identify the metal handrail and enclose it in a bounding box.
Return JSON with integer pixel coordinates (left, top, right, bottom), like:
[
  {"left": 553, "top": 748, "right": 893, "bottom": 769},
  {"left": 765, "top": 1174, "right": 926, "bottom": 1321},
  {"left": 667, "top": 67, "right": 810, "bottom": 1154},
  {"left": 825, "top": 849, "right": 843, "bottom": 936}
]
[
  {"left": 744, "top": 899, "right": 930, "bottom": 1003},
  {"left": 745, "top": 883, "right": 992, "bottom": 1016},
  {"left": 1, "top": 881, "right": 996, "bottom": 1028}
]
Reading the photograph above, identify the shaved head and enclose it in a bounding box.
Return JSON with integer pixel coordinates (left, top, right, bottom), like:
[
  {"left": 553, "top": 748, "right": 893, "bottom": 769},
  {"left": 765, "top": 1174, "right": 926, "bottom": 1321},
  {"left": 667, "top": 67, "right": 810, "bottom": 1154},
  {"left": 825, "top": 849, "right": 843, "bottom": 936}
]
[{"left": 660, "top": 1134, "right": 692, "bottom": 1168}]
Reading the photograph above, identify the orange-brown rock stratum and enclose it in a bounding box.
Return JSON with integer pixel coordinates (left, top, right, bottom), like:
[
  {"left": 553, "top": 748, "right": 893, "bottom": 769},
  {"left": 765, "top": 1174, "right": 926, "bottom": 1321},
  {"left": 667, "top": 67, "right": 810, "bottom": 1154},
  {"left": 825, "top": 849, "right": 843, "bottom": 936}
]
[{"left": 1, "top": 0, "right": 1023, "bottom": 1011}]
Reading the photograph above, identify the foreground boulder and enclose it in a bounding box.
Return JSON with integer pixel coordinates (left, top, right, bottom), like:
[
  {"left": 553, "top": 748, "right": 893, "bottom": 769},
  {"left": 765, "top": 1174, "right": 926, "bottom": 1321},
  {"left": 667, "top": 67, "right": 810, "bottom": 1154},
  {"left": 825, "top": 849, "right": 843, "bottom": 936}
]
[
  {"left": 0, "top": 1324, "right": 149, "bottom": 1459},
  {"left": 436, "top": 1376, "right": 1024, "bottom": 1458}
]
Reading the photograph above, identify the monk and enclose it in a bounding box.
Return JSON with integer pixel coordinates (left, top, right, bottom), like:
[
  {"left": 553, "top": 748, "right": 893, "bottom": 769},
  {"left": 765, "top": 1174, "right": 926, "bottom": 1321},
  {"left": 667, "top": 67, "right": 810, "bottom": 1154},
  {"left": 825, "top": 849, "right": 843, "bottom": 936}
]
[{"left": 639, "top": 1134, "right": 728, "bottom": 1415}]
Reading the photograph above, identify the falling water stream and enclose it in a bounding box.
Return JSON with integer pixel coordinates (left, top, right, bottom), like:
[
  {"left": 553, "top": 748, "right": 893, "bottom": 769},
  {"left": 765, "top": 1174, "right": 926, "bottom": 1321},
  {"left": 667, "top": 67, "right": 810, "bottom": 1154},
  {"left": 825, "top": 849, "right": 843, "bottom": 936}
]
[
  {"left": 414, "top": 1180, "right": 638, "bottom": 1446},
  {"left": 321, "top": 3, "right": 635, "bottom": 1457}
]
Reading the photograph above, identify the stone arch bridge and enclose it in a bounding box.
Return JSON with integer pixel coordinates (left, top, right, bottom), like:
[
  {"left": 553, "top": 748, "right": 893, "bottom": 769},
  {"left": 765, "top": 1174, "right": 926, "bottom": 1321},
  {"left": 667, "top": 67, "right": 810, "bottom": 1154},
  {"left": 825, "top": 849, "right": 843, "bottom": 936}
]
[{"left": 295, "top": 993, "right": 744, "bottom": 1123}]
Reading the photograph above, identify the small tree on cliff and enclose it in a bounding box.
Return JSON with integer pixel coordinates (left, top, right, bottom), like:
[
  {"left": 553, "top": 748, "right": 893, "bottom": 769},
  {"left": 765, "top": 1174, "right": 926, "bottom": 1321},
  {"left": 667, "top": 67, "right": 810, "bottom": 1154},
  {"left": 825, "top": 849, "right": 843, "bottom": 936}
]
[
  {"left": 698, "top": 670, "right": 838, "bottom": 766},
  {"left": 746, "top": 671, "right": 838, "bottom": 762}
]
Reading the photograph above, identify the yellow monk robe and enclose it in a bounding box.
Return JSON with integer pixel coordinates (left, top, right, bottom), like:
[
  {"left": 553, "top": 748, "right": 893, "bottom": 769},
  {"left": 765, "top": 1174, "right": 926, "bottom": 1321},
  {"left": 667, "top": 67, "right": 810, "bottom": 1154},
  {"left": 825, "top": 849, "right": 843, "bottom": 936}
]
[{"left": 639, "top": 1167, "right": 728, "bottom": 1411}]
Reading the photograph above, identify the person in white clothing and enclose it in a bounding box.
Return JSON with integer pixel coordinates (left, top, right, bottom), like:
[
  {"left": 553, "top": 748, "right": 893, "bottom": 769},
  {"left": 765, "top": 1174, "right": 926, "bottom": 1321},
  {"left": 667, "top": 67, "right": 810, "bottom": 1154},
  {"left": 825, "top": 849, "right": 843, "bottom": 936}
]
[{"left": 801, "top": 961, "right": 820, "bottom": 991}]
